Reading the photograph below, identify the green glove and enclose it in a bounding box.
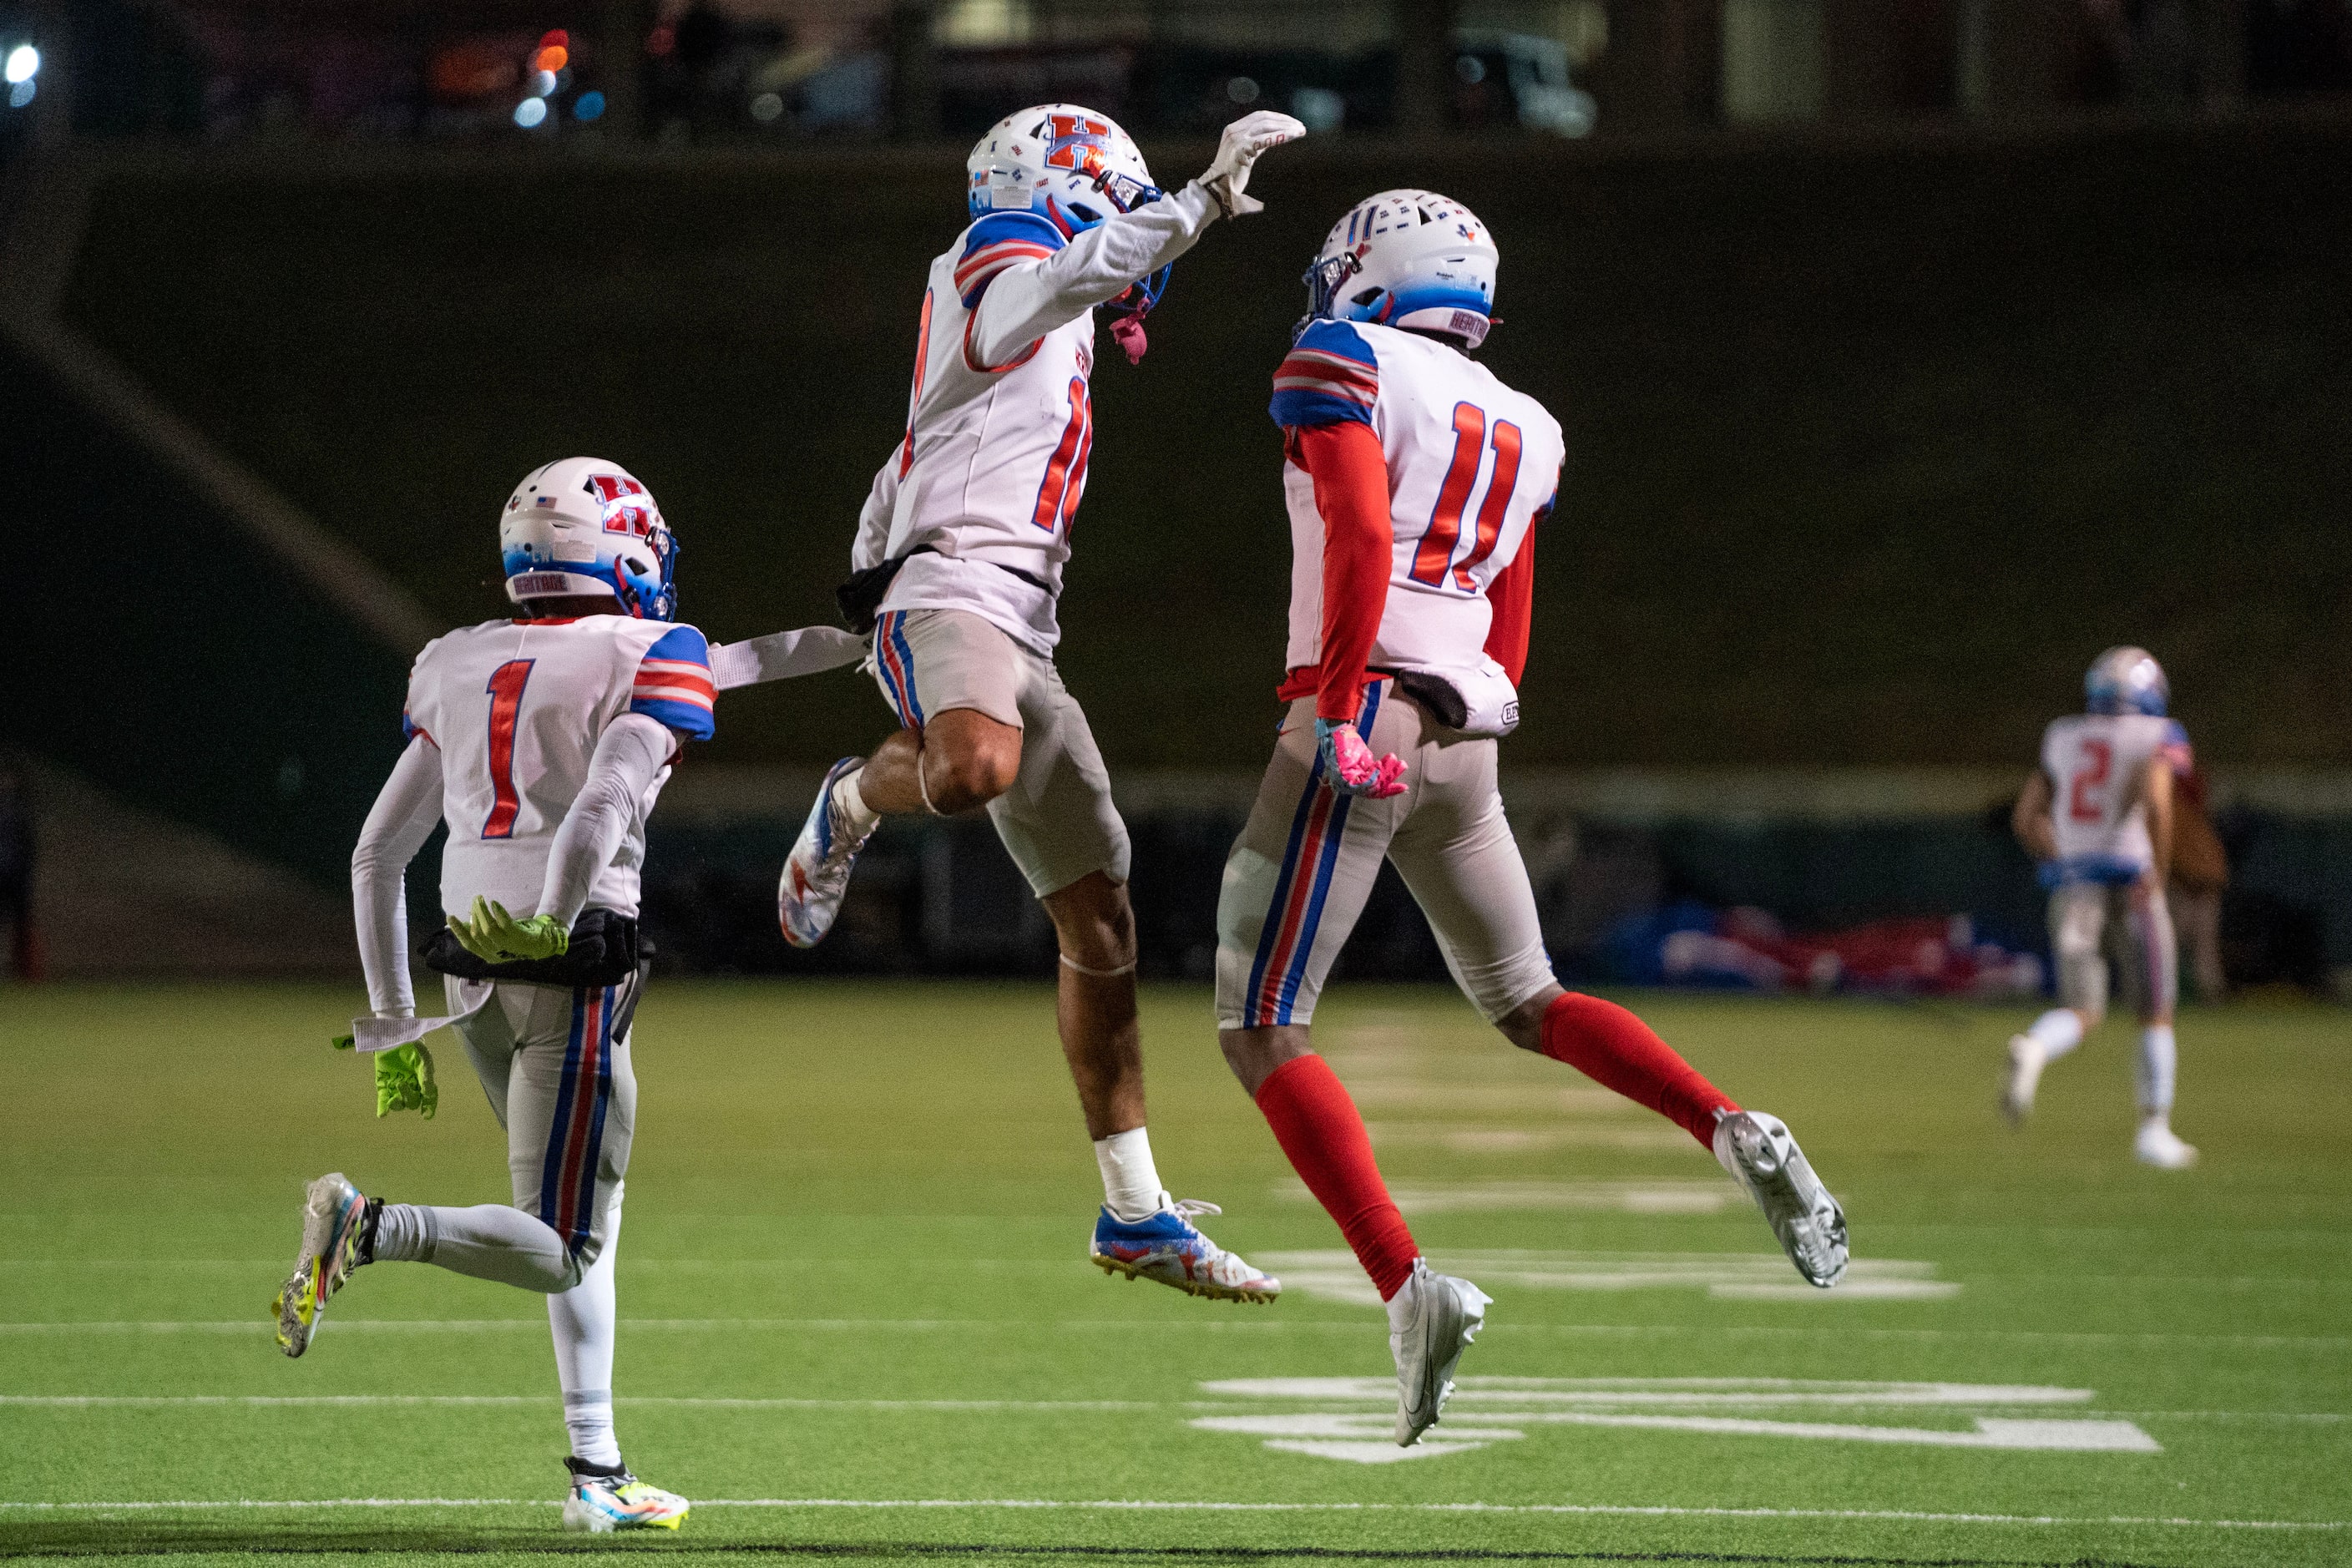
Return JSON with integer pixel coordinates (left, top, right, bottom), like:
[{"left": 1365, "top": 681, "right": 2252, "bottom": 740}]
[
  {"left": 331, "top": 1034, "right": 438, "bottom": 1119},
  {"left": 448, "top": 895, "right": 569, "bottom": 964}
]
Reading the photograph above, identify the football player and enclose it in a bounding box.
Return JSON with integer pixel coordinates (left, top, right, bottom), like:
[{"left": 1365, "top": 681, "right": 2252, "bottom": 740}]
[
  {"left": 2005, "top": 646, "right": 2198, "bottom": 1168},
  {"left": 1216, "top": 191, "right": 1850, "bottom": 1445},
  {"left": 776, "top": 104, "right": 1304, "bottom": 1302},
  {"left": 275, "top": 459, "right": 706, "bottom": 1530}
]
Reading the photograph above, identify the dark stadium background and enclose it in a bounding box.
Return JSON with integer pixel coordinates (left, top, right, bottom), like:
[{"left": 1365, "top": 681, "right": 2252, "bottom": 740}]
[{"left": 9, "top": 0, "right": 2351, "bottom": 991}]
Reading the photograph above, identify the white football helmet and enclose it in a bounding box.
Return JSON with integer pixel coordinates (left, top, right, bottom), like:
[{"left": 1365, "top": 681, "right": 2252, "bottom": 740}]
[
  {"left": 499, "top": 457, "right": 678, "bottom": 621},
  {"left": 1302, "top": 189, "right": 1500, "bottom": 349},
  {"left": 967, "top": 104, "right": 1160, "bottom": 232},
  {"left": 2086, "top": 646, "right": 2167, "bottom": 717}
]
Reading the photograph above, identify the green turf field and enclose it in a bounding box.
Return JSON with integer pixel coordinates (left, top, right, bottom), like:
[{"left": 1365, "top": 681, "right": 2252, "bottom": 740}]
[{"left": 2, "top": 981, "right": 2347, "bottom": 1567}]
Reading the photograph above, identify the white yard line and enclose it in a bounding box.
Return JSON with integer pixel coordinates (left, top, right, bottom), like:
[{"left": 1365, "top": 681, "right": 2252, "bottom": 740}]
[
  {"left": 0, "top": 1496, "right": 2342, "bottom": 1532},
  {"left": 5, "top": 1318, "right": 2339, "bottom": 1348}
]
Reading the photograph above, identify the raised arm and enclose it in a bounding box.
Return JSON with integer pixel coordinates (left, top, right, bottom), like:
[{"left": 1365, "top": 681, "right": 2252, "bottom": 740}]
[
  {"left": 351, "top": 735, "right": 445, "bottom": 1018},
  {"left": 536, "top": 712, "right": 684, "bottom": 928},
  {"left": 966, "top": 111, "right": 1304, "bottom": 371},
  {"left": 964, "top": 185, "right": 1217, "bottom": 370}
]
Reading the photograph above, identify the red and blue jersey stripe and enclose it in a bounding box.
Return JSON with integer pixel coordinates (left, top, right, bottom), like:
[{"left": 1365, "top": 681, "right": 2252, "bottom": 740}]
[
  {"left": 629, "top": 625, "right": 716, "bottom": 741},
  {"left": 1271, "top": 320, "right": 1379, "bottom": 430},
  {"left": 955, "top": 211, "right": 1063, "bottom": 309}
]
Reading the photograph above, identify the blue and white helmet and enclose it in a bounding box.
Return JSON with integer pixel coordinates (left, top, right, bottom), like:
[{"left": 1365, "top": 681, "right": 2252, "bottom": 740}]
[
  {"left": 966, "top": 104, "right": 1167, "bottom": 317},
  {"left": 2086, "top": 645, "right": 2167, "bottom": 716},
  {"left": 500, "top": 457, "right": 678, "bottom": 622},
  {"left": 1302, "top": 189, "right": 1500, "bottom": 349}
]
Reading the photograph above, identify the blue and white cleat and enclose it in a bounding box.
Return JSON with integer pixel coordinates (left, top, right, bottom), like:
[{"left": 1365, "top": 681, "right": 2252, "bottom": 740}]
[
  {"left": 563, "top": 1460, "right": 689, "bottom": 1532},
  {"left": 273, "top": 1172, "right": 372, "bottom": 1358},
  {"left": 1090, "top": 1196, "right": 1279, "bottom": 1303},
  {"left": 778, "top": 757, "right": 876, "bottom": 948}
]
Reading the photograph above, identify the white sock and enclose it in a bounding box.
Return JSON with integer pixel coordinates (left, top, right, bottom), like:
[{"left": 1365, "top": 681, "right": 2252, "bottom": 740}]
[
  {"left": 839, "top": 767, "right": 881, "bottom": 837},
  {"left": 2026, "top": 1008, "right": 2085, "bottom": 1060},
  {"left": 1094, "top": 1128, "right": 1163, "bottom": 1222},
  {"left": 2137, "top": 1024, "right": 2177, "bottom": 1115},
  {"left": 552, "top": 1196, "right": 622, "bottom": 1467},
  {"left": 375, "top": 1202, "right": 577, "bottom": 1292}
]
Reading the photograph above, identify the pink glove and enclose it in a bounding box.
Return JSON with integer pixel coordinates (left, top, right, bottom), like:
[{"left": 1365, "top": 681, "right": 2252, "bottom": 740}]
[{"left": 1316, "top": 718, "right": 1407, "bottom": 799}]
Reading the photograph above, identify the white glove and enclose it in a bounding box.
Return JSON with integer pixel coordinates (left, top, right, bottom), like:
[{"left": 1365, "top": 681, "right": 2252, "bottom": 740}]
[{"left": 1196, "top": 110, "right": 1307, "bottom": 219}]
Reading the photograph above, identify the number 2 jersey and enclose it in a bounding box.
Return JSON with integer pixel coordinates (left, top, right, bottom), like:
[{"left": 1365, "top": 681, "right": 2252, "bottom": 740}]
[
  {"left": 2041, "top": 712, "right": 2193, "bottom": 882},
  {"left": 1270, "top": 318, "right": 1565, "bottom": 715},
  {"left": 399, "top": 616, "right": 716, "bottom": 920},
  {"left": 850, "top": 185, "right": 1219, "bottom": 656}
]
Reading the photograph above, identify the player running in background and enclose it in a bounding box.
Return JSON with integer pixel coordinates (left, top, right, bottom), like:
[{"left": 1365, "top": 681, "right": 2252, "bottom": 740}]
[
  {"left": 276, "top": 459, "right": 706, "bottom": 1530},
  {"left": 777, "top": 104, "right": 1303, "bottom": 1303},
  {"left": 2006, "top": 646, "right": 2198, "bottom": 1168},
  {"left": 1215, "top": 191, "right": 1850, "bottom": 1446}
]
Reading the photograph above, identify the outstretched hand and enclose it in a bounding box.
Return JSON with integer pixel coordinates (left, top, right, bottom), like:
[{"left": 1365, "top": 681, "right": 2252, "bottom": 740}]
[
  {"left": 1316, "top": 718, "right": 1407, "bottom": 799},
  {"left": 448, "top": 895, "right": 569, "bottom": 964},
  {"left": 1199, "top": 110, "right": 1308, "bottom": 219}
]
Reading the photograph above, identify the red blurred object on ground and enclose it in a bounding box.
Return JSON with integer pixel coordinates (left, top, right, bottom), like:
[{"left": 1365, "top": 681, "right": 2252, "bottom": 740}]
[{"left": 1663, "top": 908, "right": 2043, "bottom": 998}]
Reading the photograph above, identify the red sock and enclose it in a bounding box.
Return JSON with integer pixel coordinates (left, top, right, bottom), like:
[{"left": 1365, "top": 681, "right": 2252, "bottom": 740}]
[
  {"left": 1540, "top": 992, "right": 1736, "bottom": 1151},
  {"left": 1253, "top": 1055, "right": 1419, "bottom": 1301}
]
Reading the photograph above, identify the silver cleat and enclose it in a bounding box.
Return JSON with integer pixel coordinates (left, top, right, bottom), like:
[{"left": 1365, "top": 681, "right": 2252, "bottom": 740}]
[
  {"left": 1714, "top": 1110, "right": 1848, "bottom": 1287},
  {"left": 1388, "top": 1258, "right": 1490, "bottom": 1446}
]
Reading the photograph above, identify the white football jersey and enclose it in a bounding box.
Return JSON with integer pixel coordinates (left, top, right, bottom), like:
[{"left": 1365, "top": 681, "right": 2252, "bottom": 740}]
[
  {"left": 401, "top": 616, "right": 716, "bottom": 920},
  {"left": 2041, "top": 712, "right": 2193, "bottom": 877},
  {"left": 1271, "top": 320, "right": 1565, "bottom": 675},
  {"left": 850, "top": 188, "right": 1216, "bottom": 655}
]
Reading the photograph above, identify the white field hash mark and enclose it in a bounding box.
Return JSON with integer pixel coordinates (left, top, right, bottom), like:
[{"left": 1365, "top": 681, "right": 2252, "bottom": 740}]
[
  {"left": 1188, "top": 1378, "right": 2161, "bottom": 1463},
  {"left": 0, "top": 1497, "right": 2343, "bottom": 1532}
]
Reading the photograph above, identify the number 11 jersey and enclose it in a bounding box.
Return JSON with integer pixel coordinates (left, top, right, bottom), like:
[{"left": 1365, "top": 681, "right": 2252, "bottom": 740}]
[{"left": 399, "top": 616, "right": 716, "bottom": 922}]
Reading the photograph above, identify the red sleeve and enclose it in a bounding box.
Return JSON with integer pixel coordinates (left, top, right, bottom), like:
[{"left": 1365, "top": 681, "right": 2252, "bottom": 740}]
[
  {"left": 1287, "top": 421, "right": 1393, "bottom": 723},
  {"left": 1482, "top": 514, "right": 1538, "bottom": 686}
]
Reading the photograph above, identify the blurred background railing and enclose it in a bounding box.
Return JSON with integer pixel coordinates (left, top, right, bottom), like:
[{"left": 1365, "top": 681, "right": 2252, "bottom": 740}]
[{"left": 3, "top": 0, "right": 2350, "bottom": 153}]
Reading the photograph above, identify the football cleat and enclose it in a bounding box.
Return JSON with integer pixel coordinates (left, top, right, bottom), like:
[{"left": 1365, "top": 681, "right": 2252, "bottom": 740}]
[
  {"left": 2002, "top": 1033, "right": 2046, "bottom": 1126},
  {"left": 1714, "top": 1110, "right": 1849, "bottom": 1287},
  {"left": 273, "top": 1173, "right": 372, "bottom": 1358},
  {"left": 1089, "top": 1196, "right": 1279, "bottom": 1303},
  {"left": 778, "top": 757, "right": 877, "bottom": 948},
  {"left": 1388, "top": 1258, "right": 1490, "bottom": 1446},
  {"left": 2134, "top": 1121, "right": 2199, "bottom": 1170},
  {"left": 563, "top": 1460, "right": 689, "bottom": 1532}
]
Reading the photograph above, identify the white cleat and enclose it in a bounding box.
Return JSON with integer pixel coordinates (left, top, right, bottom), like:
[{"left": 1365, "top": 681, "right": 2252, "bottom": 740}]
[
  {"left": 1089, "top": 1196, "right": 1281, "bottom": 1304},
  {"left": 563, "top": 1461, "right": 689, "bottom": 1531},
  {"left": 778, "top": 757, "right": 876, "bottom": 948},
  {"left": 2002, "top": 1034, "right": 2046, "bottom": 1126},
  {"left": 1388, "top": 1258, "right": 1490, "bottom": 1447},
  {"left": 2135, "top": 1120, "right": 2199, "bottom": 1170},
  {"left": 1715, "top": 1110, "right": 1848, "bottom": 1287}
]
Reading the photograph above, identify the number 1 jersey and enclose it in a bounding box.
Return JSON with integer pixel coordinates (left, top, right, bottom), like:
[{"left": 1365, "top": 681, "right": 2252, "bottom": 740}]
[{"left": 400, "top": 616, "right": 716, "bottom": 921}]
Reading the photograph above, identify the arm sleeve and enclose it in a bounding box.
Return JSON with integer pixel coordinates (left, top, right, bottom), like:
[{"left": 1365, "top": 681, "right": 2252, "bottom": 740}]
[
  {"left": 1482, "top": 501, "right": 1545, "bottom": 686},
  {"left": 1288, "top": 421, "right": 1395, "bottom": 724},
  {"left": 629, "top": 625, "right": 716, "bottom": 741},
  {"left": 964, "top": 185, "right": 1218, "bottom": 372},
  {"left": 536, "top": 711, "right": 682, "bottom": 929},
  {"left": 351, "top": 735, "right": 444, "bottom": 1018}
]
